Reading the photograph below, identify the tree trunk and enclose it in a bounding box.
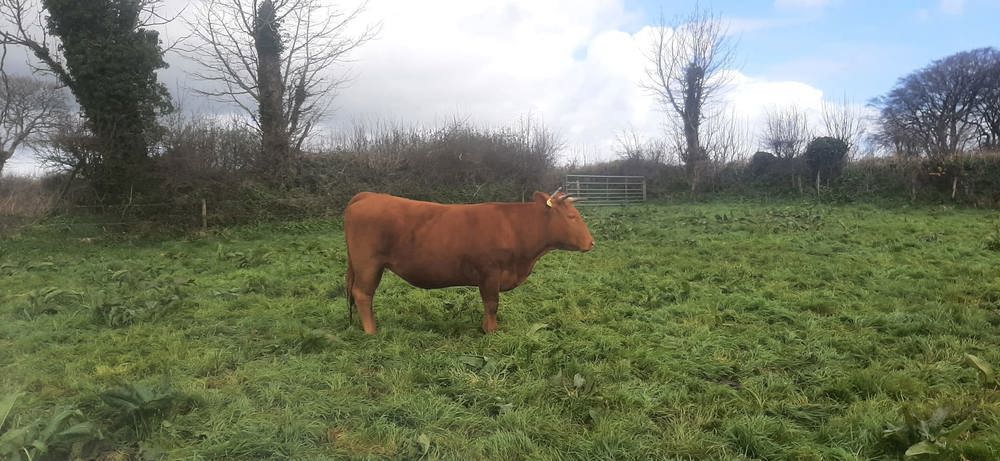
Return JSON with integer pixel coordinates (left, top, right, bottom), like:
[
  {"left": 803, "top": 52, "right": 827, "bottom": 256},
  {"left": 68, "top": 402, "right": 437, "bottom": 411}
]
[
  {"left": 0, "top": 150, "right": 9, "bottom": 176},
  {"left": 815, "top": 170, "right": 821, "bottom": 194},
  {"left": 952, "top": 176, "right": 958, "bottom": 200},
  {"left": 87, "top": 119, "right": 153, "bottom": 202},
  {"left": 683, "top": 64, "right": 704, "bottom": 194},
  {"left": 254, "top": 0, "right": 290, "bottom": 181},
  {"left": 57, "top": 162, "right": 83, "bottom": 203}
]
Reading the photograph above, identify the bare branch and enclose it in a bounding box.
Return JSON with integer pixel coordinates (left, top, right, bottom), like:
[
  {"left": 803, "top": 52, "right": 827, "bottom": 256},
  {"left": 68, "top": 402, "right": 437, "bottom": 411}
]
[
  {"left": 182, "top": 0, "right": 377, "bottom": 151},
  {"left": 0, "top": 71, "right": 70, "bottom": 174},
  {"left": 0, "top": 0, "right": 74, "bottom": 91},
  {"left": 761, "top": 105, "right": 812, "bottom": 159},
  {"left": 821, "top": 94, "right": 868, "bottom": 160}
]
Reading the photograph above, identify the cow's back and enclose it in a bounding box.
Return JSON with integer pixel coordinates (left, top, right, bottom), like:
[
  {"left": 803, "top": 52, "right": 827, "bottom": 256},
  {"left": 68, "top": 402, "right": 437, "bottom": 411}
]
[
  {"left": 345, "top": 192, "right": 447, "bottom": 229},
  {"left": 344, "top": 193, "right": 448, "bottom": 256}
]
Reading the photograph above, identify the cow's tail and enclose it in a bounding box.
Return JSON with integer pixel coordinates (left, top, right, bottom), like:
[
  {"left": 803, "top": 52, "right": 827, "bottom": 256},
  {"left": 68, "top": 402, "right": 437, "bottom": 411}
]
[{"left": 346, "top": 259, "right": 356, "bottom": 323}]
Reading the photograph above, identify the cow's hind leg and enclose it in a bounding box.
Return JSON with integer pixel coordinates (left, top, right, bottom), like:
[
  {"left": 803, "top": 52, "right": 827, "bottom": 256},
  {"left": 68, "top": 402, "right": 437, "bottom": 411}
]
[
  {"left": 479, "top": 278, "right": 500, "bottom": 333},
  {"left": 345, "top": 261, "right": 356, "bottom": 322},
  {"left": 351, "top": 264, "right": 384, "bottom": 335}
]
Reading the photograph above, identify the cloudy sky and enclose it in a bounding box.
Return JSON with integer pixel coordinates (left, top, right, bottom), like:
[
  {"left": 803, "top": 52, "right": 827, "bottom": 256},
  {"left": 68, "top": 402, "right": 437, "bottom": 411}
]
[{"left": 4, "top": 0, "right": 999, "bottom": 174}]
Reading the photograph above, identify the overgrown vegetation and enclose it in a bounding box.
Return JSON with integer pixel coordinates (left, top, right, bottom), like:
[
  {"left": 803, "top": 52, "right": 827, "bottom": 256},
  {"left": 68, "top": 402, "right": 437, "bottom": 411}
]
[
  {"left": 2, "top": 201, "right": 997, "bottom": 459},
  {"left": 0, "top": 0, "right": 174, "bottom": 199}
]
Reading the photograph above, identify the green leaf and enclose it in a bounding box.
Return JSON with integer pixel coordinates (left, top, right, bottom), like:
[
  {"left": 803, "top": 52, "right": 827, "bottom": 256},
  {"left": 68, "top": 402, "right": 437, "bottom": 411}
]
[
  {"left": 26, "top": 261, "right": 56, "bottom": 271},
  {"left": 0, "top": 426, "right": 32, "bottom": 452},
  {"left": 39, "top": 407, "right": 77, "bottom": 441},
  {"left": 100, "top": 392, "right": 141, "bottom": 411},
  {"left": 416, "top": 433, "right": 431, "bottom": 454},
  {"left": 30, "top": 440, "right": 47, "bottom": 454},
  {"left": 905, "top": 440, "right": 941, "bottom": 456},
  {"left": 548, "top": 371, "right": 563, "bottom": 386},
  {"left": 55, "top": 421, "right": 98, "bottom": 441},
  {"left": 965, "top": 354, "right": 994, "bottom": 380},
  {"left": 457, "top": 355, "right": 486, "bottom": 370},
  {"left": 0, "top": 392, "right": 21, "bottom": 429},
  {"left": 528, "top": 323, "right": 550, "bottom": 334},
  {"left": 940, "top": 418, "right": 974, "bottom": 444}
]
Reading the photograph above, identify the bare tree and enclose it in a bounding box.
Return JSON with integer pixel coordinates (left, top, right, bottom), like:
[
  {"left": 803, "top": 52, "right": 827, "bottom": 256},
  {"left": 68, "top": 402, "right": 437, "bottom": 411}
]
[
  {"left": 869, "top": 96, "right": 921, "bottom": 158},
  {"left": 972, "top": 50, "right": 1000, "bottom": 150},
  {"left": 821, "top": 95, "right": 867, "bottom": 160},
  {"left": 0, "top": 49, "right": 69, "bottom": 175},
  {"left": 761, "top": 105, "right": 812, "bottom": 159},
  {"left": 614, "top": 128, "right": 668, "bottom": 164},
  {"left": 703, "top": 109, "right": 752, "bottom": 165},
  {"left": 642, "top": 3, "right": 736, "bottom": 192},
  {"left": 873, "top": 47, "right": 996, "bottom": 159},
  {"left": 185, "top": 0, "right": 377, "bottom": 177},
  {"left": 697, "top": 110, "right": 750, "bottom": 190}
]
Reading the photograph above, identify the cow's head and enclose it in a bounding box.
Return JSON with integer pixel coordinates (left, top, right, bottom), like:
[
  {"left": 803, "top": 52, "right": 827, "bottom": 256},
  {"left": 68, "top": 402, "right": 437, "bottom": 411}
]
[{"left": 534, "top": 189, "right": 595, "bottom": 252}]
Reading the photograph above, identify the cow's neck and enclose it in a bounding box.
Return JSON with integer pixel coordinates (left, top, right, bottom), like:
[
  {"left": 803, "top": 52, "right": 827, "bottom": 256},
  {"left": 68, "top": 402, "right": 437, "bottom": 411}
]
[{"left": 507, "top": 202, "right": 559, "bottom": 273}]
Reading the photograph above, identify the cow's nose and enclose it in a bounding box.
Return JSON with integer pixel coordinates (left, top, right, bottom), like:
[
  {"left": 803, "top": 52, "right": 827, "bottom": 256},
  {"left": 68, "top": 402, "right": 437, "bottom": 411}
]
[{"left": 587, "top": 240, "right": 595, "bottom": 251}]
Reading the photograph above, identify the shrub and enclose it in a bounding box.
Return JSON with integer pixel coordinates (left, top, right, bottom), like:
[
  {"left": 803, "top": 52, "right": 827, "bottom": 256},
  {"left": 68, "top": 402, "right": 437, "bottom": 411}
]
[
  {"left": 99, "top": 381, "right": 179, "bottom": 441},
  {"left": 803, "top": 137, "right": 849, "bottom": 188},
  {"left": 744, "top": 151, "right": 805, "bottom": 194},
  {"left": 749, "top": 151, "right": 777, "bottom": 178},
  {"left": 324, "top": 119, "right": 561, "bottom": 203},
  {"left": 0, "top": 176, "right": 57, "bottom": 218}
]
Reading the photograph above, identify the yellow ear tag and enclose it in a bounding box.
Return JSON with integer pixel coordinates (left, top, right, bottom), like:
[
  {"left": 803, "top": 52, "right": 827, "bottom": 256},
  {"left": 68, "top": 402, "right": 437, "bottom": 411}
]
[{"left": 546, "top": 197, "right": 554, "bottom": 207}]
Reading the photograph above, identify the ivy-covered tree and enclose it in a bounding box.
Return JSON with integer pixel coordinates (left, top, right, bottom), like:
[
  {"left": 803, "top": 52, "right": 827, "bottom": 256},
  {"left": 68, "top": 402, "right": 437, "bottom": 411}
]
[
  {"left": 1, "top": 0, "right": 172, "bottom": 200},
  {"left": 803, "top": 136, "right": 849, "bottom": 191}
]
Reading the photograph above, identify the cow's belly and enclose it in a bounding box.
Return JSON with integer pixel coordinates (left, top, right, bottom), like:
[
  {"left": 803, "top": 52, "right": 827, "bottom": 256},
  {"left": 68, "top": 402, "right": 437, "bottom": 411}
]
[
  {"left": 384, "top": 248, "right": 530, "bottom": 290},
  {"left": 385, "top": 256, "right": 478, "bottom": 289}
]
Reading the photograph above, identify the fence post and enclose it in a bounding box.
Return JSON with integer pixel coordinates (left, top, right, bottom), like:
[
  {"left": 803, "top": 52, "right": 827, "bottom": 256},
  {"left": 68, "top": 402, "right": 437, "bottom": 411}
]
[
  {"left": 201, "top": 199, "right": 207, "bottom": 231},
  {"left": 642, "top": 179, "right": 647, "bottom": 202}
]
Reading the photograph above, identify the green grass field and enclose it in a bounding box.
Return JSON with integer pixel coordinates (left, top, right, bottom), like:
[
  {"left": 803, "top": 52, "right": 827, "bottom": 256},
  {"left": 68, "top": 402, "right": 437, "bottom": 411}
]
[{"left": 1, "top": 201, "right": 998, "bottom": 460}]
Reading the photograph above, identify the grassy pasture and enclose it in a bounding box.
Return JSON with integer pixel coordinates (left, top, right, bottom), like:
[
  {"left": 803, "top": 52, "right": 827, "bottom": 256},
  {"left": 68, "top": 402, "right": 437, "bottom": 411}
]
[{"left": 1, "top": 201, "right": 998, "bottom": 460}]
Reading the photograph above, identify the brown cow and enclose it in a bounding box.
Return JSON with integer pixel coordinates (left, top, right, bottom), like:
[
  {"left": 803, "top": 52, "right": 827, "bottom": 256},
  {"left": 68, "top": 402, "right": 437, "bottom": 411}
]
[{"left": 344, "top": 189, "right": 595, "bottom": 334}]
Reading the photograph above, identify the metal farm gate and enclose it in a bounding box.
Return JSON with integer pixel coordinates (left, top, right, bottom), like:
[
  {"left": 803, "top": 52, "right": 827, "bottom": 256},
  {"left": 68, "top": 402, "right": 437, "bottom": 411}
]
[{"left": 563, "top": 175, "right": 646, "bottom": 206}]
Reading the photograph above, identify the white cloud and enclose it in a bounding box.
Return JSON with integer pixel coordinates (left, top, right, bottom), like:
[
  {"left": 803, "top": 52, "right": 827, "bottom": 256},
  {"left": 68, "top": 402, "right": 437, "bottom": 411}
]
[
  {"left": 2, "top": 0, "right": 838, "bottom": 174},
  {"left": 326, "top": 1, "right": 833, "bottom": 162},
  {"left": 724, "top": 71, "right": 825, "bottom": 127},
  {"left": 939, "top": 0, "right": 965, "bottom": 15}
]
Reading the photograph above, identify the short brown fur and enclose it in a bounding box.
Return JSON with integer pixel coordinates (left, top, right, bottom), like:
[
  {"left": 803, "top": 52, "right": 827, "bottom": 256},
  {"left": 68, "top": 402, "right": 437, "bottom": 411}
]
[{"left": 344, "top": 191, "right": 595, "bottom": 334}]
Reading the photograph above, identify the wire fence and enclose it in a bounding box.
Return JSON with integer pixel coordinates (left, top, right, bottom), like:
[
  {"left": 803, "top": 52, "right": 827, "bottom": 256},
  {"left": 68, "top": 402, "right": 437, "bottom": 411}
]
[{"left": 1, "top": 195, "right": 350, "bottom": 233}]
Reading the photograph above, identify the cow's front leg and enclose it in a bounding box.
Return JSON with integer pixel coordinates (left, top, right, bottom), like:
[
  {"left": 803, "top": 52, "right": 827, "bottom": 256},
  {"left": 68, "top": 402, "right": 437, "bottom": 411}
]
[{"left": 478, "top": 279, "right": 500, "bottom": 333}]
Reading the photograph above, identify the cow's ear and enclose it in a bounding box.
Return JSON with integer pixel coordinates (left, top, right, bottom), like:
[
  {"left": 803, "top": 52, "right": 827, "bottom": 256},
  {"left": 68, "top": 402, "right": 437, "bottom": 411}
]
[{"left": 532, "top": 191, "right": 550, "bottom": 206}]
